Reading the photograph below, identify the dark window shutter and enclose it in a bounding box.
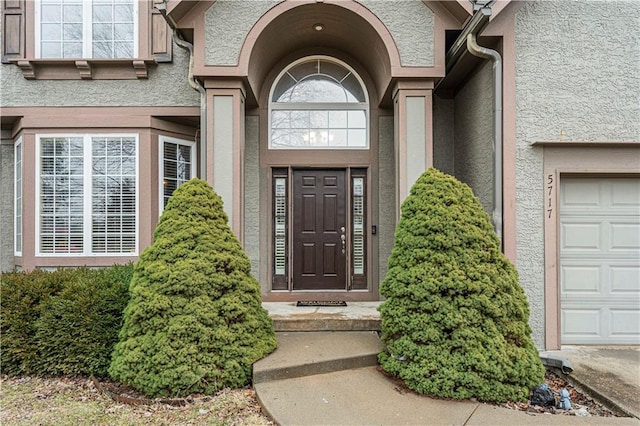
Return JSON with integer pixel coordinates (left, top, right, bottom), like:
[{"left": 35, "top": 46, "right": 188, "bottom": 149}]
[
  {"left": 151, "top": 6, "right": 172, "bottom": 63},
  {"left": 2, "top": 0, "right": 25, "bottom": 63}
]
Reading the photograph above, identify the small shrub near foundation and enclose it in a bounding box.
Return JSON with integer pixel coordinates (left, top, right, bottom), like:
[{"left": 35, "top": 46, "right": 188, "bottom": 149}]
[
  {"left": 109, "top": 178, "right": 276, "bottom": 398},
  {"left": 0, "top": 265, "right": 132, "bottom": 377},
  {"left": 378, "top": 168, "right": 544, "bottom": 403}
]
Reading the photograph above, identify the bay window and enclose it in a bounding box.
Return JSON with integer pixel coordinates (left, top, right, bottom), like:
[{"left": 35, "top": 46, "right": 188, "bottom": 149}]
[
  {"left": 37, "top": 0, "right": 137, "bottom": 59},
  {"left": 37, "top": 134, "right": 138, "bottom": 255}
]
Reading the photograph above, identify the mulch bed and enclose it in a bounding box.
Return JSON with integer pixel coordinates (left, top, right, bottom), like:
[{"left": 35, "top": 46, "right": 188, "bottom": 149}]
[{"left": 377, "top": 367, "right": 620, "bottom": 417}]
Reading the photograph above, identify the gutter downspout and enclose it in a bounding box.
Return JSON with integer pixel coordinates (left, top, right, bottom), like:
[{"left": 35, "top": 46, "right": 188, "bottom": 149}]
[
  {"left": 467, "top": 33, "right": 503, "bottom": 250},
  {"left": 445, "top": 7, "right": 491, "bottom": 75},
  {"left": 157, "top": 2, "right": 207, "bottom": 180}
]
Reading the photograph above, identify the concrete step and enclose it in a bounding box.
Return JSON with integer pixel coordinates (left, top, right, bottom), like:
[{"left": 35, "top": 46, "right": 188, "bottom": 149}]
[
  {"left": 263, "top": 302, "right": 381, "bottom": 332},
  {"left": 253, "top": 331, "right": 383, "bottom": 384}
]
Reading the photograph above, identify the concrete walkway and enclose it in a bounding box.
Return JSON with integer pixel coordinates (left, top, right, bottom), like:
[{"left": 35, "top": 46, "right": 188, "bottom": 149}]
[{"left": 254, "top": 331, "right": 640, "bottom": 425}]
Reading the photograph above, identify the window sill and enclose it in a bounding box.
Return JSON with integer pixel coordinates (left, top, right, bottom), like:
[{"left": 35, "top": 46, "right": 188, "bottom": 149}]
[{"left": 12, "top": 58, "right": 157, "bottom": 80}]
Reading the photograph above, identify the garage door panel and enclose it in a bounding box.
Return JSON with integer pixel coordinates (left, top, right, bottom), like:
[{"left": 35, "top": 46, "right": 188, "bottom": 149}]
[
  {"left": 562, "top": 181, "right": 601, "bottom": 207},
  {"left": 562, "top": 222, "right": 601, "bottom": 250},
  {"left": 610, "top": 223, "right": 640, "bottom": 250},
  {"left": 562, "top": 309, "right": 601, "bottom": 337},
  {"left": 611, "top": 180, "right": 640, "bottom": 206},
  {"left": 560, "top": 177, "right": 640, "bottom": 345},
  {"left": 561, "top": 265, "right": 601, "bottom": 294},
  {"left": 610, "top": 266, "right": 640, "bottom": 293},
  {"left": 610, "top": 309, "right": 640, "bottom": 338}
]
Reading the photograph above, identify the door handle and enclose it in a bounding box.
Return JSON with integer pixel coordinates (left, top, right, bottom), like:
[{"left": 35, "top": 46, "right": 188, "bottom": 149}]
[{"left": 340, "top": 227, "right": 346, "bottom": 254}]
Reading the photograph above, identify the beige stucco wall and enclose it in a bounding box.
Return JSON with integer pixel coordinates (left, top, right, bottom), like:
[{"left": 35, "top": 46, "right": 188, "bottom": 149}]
[
  {"left": 204, "top": 0, "right": 434, "bottom": 67},
  {"left": 515, "top": 0, "right": 640, "bottom": 348},
  {"left": 244, "top": 115, "right": 261, "bottom": 279},
  {"left": 0, "top": 132, "right": 15, "bottom": 272},
  {"left": 432, "top": 95, "right": 454, "bottom": 175},
  {"left": 378, "top": 115, "right": 396, "bottom": 283},
  {"left": 0, "top": 41, "right": 199, "bottom": 107},
  {"left": 453, "top": 60, "right": 495, "bottom": 215}
]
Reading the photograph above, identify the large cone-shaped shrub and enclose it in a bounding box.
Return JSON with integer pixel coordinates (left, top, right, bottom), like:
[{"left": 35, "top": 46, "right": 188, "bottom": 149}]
[
  {"left": 109, "top": 178, "right": 276, "bottom": 397},
  {"left": 379, "top": 168, "right": 544, "bottom": 403}
]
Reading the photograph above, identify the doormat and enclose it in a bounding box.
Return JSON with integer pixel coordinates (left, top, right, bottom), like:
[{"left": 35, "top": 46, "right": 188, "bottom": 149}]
[{"left": 296, "top": 300, "right": 347, "bottom": 307}]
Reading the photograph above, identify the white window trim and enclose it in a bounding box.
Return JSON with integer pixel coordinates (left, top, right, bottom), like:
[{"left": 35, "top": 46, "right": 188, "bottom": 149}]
[
  {"left": 14, "top": 137, "right": 23, "bottom": 256},
  {"left": 158, "top": 135, "right": 197, "bottom": 215},
  {"left": 35, "top": 133, "right": 139, "bottom": 257},
  {"left": 35, "top": 0, "right": 139, "bottom": 59},
  {"left": 268, "top": 55, "right": 370, "bottom": 150}
]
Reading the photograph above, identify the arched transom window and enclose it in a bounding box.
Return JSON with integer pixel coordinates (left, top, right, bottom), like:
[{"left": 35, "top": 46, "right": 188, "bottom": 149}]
[{"left": 269, "top": 56, "right": 369, "bottom": 149}]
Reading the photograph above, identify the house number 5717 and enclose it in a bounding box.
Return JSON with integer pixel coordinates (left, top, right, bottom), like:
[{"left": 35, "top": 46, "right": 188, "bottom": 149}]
[{"left": 547, "top": 174, "right": 553, "bottom": 219}]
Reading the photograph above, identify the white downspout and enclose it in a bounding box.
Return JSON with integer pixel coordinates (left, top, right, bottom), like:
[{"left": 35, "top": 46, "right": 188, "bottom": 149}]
[
  {"left": 157, "top": 2, "right": 207, "bottom": 179},
  {"left": 467, "top": 33, "right": 503, "bottom": 250}
]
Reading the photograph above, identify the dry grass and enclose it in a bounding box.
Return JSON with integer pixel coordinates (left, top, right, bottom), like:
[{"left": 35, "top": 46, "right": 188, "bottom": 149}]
[{"left": 0, "top": 376, "right": 273, "bottom": 426}]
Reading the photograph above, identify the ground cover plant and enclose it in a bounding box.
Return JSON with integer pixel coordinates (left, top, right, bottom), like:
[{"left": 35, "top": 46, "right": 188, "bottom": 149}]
[
  {"left": 378, "top": 168, "right": 545, "bottom": 403},
  {"left": 110, "top": 178, "right": 277, "bottom": 398}
]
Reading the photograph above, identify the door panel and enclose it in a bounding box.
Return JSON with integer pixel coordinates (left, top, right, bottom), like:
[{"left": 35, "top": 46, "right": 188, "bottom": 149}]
[{"left": 293, "top": 169, "right": 347, "bottom": 290}]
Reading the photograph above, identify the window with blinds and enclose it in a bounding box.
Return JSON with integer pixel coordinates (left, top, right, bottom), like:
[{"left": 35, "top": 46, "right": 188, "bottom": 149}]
[
  {"left": 37, "top": 134, "right": 138, "bottom": 255},
  {"left": 160, "top": 136, "right": 196, "bottom": 212},
  {"left": 14, "top": 138, "right": 23, "bottom": 255}
]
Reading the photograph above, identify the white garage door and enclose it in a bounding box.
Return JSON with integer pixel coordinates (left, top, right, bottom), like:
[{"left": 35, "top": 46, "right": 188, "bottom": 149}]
[{"left": 560, "top": 177, "right": 640, "bottom": 345}]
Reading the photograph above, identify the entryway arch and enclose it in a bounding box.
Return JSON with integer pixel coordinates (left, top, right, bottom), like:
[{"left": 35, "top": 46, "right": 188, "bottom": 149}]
[{"left": 238, "top": 0, "right": 400, "bottom": 107}]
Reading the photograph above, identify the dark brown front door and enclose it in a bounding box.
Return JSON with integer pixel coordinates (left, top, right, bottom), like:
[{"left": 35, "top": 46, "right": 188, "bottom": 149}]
[{"left": 292, "top": 169, "right": 347, "bottom": 290}]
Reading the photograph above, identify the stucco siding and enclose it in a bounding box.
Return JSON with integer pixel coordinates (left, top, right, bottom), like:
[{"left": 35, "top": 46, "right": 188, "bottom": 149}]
[
  {"left": 244, "top": 116, "right": 260, "bottom": 279},
  {"left": 0, "top": 137, "right": 15, "bottom": 272},
  {"left": 515, "top": 0, "right": 640, "bottom": 348},
  {"left": 453, "top": 60, "right": 494, "bottom": 215},
  {"left": 378, "top": 116, "right": 396, "bottom": 283},
  {"left": 205, "top": 0, "right": 278, "bottom": 66},
  {"left": 203, "top": 0, "right": 434, "bottom": 68},
  {"left": 0, "top": 42, "right": 199, "bottom": 107},
  {"left": 433, "top": 94, "right": 454, "bottom": 175},
  {"left": 358, "top": 0, "right": 434, "bottom": 67}
]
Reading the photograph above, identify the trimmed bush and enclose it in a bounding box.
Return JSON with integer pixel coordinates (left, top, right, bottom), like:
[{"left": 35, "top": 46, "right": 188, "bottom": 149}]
[
  {"left": 109, "top": 178, "right": 276, "bottom": 398},
  {"left": 1, "top": 269, "right": 67, "bottom": 375},
  {"left": 0, "top": 265, "right": 132, "bottom": 377},
  {"left": 378, "top": 168, "right": 544, "bottom": 403},
  {"left": 33, "top": 265, "right": 132, "bottom": 377}
]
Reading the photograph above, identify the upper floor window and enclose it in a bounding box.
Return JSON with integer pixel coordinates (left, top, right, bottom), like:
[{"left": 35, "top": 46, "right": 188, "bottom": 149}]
[
  {"left": 269, "top": 56, "right": 369, "bottom": 149},
  {"left": 36, "top": 0, "right": 137, "bottom": 59}
]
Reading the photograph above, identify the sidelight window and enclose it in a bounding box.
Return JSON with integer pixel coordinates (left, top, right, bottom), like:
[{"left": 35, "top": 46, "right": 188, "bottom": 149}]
[
  {"left": 272, "top": 169, "right": 288, "bottom": 290},
  {"left": 269, "top": 56, "right": 369, "bottom": 149}
]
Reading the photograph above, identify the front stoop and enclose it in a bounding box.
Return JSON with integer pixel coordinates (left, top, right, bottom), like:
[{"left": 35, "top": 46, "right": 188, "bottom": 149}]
[
  {"left": 262, "top": 302, "right": 381, "bottom": 332},
  {"left": 253, "top": 331, "right": 383, "bottom": 384}
]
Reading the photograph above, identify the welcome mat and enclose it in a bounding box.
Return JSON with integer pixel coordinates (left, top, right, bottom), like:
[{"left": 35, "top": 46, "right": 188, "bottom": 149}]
[{"left": 296, "top": 300, "right": 347, "bottom": 307}]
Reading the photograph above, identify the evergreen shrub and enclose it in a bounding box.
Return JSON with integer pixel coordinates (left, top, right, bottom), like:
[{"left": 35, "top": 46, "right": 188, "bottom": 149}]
[
  {"left": 33, "top": 265, "right": 132, "bottom": 377},
  {"left": 378, "top": 168, "right": 544, "bottom": 403},
  {"left": 0, "top": 269, "right": 67, "bottom": 375},
  {"left": 0, "top": 265, "right": 132, "bottom": 377},
  {"left": 109, "top": 178, "right": 276, "bottom": 398}
]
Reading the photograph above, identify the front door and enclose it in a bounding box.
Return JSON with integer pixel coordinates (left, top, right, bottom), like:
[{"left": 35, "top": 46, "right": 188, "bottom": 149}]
[{"left": 292, "top": 169, "right": 347, "bottom": 290}]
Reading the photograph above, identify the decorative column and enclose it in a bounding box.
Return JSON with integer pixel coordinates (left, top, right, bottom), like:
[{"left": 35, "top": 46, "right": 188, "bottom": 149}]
[
  {"left": 393, "top": 81, "right": 433, "bottom": 218},
  {"left": 206, "top": 80, "right": 246, "bottom": 243}
]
